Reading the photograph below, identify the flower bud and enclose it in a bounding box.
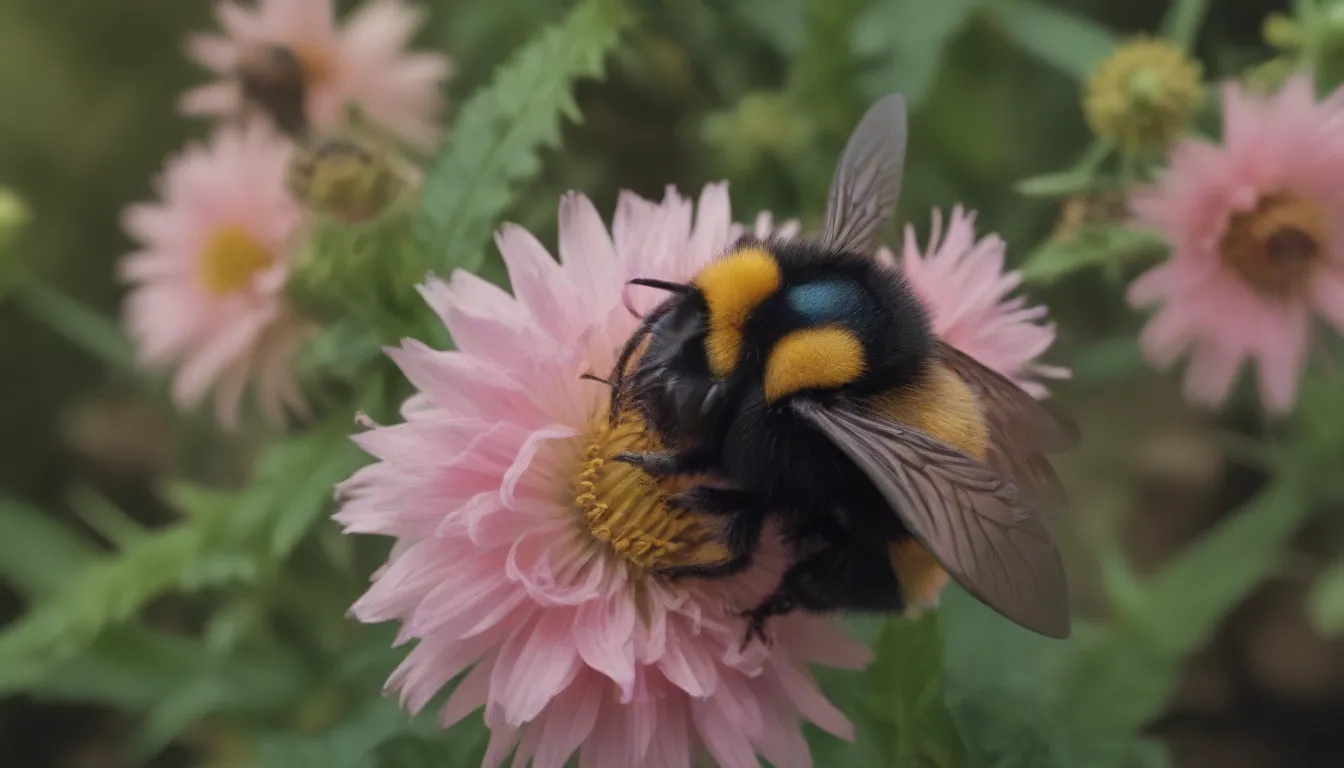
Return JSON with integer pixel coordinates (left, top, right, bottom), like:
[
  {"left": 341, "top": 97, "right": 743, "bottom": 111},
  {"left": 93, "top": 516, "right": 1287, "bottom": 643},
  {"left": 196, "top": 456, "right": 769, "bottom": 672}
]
[{"left": 1084, "top": 37, "right": 1204, "bottom": 155}]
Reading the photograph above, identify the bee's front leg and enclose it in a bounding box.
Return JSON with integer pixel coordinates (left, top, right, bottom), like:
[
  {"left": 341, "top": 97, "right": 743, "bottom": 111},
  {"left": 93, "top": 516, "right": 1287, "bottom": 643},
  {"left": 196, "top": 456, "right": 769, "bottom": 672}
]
[{"left": 611, "top": 449, "right": 713, "bottom": 477}]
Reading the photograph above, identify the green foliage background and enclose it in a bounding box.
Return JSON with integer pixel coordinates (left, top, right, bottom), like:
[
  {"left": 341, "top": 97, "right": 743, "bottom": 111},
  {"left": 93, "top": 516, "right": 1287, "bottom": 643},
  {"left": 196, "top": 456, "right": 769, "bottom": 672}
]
[{"left": 4, "top": 0, "right": 1344, "bottom": 767}]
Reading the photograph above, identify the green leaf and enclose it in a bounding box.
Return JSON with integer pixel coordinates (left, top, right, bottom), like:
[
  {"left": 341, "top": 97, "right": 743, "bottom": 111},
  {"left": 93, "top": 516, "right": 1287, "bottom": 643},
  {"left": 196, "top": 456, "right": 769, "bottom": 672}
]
[
  {"left": 415, "top": 0, "right": 630, "bottom": 275},
  {"left": 254, "top": 698, "right": 410, "bottom": 768},
  {"left": 734, "top": 0, "right": 808, "bottom": 55},
  {"left": 988, "top": 0, "right": 1119, "bottom": 81},
  {"left": 852, "top": 0, "right": 978, "bottom": 106},
  {"left": 0, "top": 523, "right": 229, "bottom": 692},
  {"left": 0, "top": 385, "right": 377, "bottom": 695},
  {"left": 0, "top": 496, "right": 100, "bottom": 596},
  {"left": 1138, "top": 483, "right": 1310, "bottom": 653},
  {"left": 942, "top": 481, "right": 1310, "bottom": 768},
  {"left": 1308, "top": 558, "right": 1344, "bottom": 636},
  {"left": 868, "top": 613, "right": 966, "bottom": 767}
]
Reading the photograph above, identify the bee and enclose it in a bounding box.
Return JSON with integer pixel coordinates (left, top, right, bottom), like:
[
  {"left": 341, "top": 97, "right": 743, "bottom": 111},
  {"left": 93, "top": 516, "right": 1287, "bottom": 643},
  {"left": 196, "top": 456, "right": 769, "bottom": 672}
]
[{"left": 604, "top": 93, "right": 1077, "bottom": 644}]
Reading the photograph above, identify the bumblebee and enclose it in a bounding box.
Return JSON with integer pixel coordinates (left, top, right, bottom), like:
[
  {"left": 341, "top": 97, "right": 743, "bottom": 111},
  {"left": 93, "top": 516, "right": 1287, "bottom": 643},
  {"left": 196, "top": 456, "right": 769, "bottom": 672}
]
[{"left": 605, "top": 93, "right": 1077, "bottom": 643}]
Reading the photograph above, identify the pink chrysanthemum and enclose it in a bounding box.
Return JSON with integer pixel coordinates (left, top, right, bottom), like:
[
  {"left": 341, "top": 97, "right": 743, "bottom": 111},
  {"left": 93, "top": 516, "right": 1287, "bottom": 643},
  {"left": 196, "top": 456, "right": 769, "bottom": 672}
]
[
  {"left": 336, "top": 184, "right": 869, "bottom": 768},
  {"left": 119, "top": 120, "right": 313, "bottom": 428},
  {"left": 1128, "top": 74, "right": 1344, "bottom": 413},
  {"left": 183, "top": 0, "right": 452, "bottom": 150},
  {"left": 888, "top": 205, "right": 1070, "bottom": 398}
]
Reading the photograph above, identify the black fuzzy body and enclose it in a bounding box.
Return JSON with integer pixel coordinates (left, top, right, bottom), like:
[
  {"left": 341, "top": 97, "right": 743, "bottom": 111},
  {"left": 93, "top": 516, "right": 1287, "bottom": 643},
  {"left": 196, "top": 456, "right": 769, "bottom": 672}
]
[{"left": 616, "top": 237, "right": 939, "bottom": 625}]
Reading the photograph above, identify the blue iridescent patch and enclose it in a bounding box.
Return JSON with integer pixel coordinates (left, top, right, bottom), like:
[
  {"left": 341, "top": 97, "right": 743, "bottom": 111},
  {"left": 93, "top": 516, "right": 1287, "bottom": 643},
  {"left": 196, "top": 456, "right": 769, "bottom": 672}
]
[{"left": 785, "top": 280, "right": 864, "bottom": 323}]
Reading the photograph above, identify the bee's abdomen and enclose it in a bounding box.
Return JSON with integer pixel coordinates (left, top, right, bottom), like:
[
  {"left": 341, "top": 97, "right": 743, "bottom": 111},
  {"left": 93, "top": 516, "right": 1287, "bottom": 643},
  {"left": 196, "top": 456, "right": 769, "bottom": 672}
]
[{"left": 867, "top": 363, "right": 990, "bottom": 461}]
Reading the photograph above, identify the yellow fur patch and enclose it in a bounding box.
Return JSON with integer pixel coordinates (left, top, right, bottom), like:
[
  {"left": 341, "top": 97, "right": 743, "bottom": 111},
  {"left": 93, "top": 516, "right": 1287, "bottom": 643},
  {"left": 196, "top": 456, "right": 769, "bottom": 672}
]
[
  {"left": 693, "top": 248, "right": 782, "bottom": 377},
  {"left": 888, "top": 539, "right": 950, "bottom": 609},
  {"left": 871, "top": 363, "right": 990, "bottom": 461},
  {"left": 763, "top": 326, "right": 866, "bottom": 404}
]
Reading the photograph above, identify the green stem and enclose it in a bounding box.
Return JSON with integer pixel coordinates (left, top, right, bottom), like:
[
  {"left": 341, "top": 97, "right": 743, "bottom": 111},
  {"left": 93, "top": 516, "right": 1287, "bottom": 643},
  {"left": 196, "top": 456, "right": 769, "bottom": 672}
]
[
  {"left": 67, "top": 485, "right": 146, "bottom": 548},
  {"left": 11, "top": 272, "right": 135, "bottom": 371},
  {"left": 1160, "top": 0, "right": 1211, "bottom": 51}
]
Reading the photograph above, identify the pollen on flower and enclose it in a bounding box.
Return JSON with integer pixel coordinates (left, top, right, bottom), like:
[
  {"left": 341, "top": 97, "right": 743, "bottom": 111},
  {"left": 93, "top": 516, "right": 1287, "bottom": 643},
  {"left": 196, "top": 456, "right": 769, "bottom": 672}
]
[
  {"left": 199, "top": 225, "right": 274, "bottom": 296},
  {"left": 573, "top": 415, "right": 728, "bottom": 570},
  {"left": 1084, "top": 36, "right": 1203, "bottom": 154},
  {"left": 1221, "top": 191, "right": 1328, "bottom": 300}
]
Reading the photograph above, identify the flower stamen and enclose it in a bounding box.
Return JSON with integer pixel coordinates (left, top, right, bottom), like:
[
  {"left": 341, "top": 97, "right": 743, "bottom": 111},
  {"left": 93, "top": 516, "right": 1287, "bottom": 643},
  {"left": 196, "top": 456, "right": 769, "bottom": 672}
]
[
  {"left": 199, "top": 225, "right": 274, "bottom": 296},
  {"left": 574, "top": 416, "right": 727, "bottom": 570},
  {"left": 1221, "top": 191, "right": 1327, "bottom": 299}
]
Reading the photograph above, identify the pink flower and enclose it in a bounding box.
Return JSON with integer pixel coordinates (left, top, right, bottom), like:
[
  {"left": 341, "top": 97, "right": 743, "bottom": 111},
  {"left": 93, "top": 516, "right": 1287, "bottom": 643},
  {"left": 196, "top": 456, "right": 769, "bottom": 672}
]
[
  {"left": 335, "top": 184, "right": 869, "bottom": 768},
  {"left": 889, "top": 206, "right": 1070, "bottom": 398},
  {"left": 182, "top": 0, "right": 452, "bottom": 151},
  {"left": 119, "top": 120, "right": 313, "bottom": 429},
  {"left": 1127, "top": 75, "right": 1344, "bottom": 414}
]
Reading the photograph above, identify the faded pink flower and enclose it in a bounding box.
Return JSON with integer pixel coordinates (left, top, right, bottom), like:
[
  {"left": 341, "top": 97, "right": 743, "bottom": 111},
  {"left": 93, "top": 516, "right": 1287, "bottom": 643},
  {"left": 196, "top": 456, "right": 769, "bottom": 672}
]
[
  {"left": 335, "top": 184, "right": 868, "bottom": 768},
  {"left": 889, "top": 206, "right": 1070, "bottom": 398},
  {"left": 1128, "top": 74, "right": 1344, "bottom": 414},
  {"left": 119, "top": 120, "right": 313, "bottom": 429},
  {"left": 183, "top": 0, "right": 452, "bottom": 150}
]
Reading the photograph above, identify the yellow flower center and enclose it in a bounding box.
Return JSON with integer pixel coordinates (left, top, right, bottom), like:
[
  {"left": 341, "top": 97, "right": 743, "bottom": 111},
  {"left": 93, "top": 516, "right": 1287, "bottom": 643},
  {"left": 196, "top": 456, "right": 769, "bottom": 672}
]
[
  {"left": 292, "top": 44, "right": 336, "bottom": 88},
  {"left": 199, "top": 225, "right": 274, "bottom": 297},
  {"left": 1220, "top": 191, "right": 1327, "bottom": 300},
  {"left": 573, "top": 415, "right": 729, "bottom": 571}
]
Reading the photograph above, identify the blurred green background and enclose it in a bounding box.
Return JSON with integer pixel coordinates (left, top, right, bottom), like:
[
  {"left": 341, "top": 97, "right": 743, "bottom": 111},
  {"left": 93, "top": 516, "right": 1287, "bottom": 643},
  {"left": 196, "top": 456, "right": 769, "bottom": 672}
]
[{"left": 8, "top": 0, "right": 1344, "bottom": 766}]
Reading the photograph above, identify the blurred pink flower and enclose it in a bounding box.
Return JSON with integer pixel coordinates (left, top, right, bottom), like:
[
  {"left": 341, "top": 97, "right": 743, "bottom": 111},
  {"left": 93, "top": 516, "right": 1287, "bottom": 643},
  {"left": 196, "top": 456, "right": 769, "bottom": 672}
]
[
  {"left": 183, "top": 0, "right": 452, "bottom": 150},
  {"left": 119, "top": 120, "right": 313, "bottom": 429},
  {"left": 1128, "top": 74, "right": 1344, "bottom": 413},
  {"left": 335, "top": 184, "right": 869, "bottom": 768},
  {"left": 889, "top": 206, "right": 1070, "bottom": 398}
]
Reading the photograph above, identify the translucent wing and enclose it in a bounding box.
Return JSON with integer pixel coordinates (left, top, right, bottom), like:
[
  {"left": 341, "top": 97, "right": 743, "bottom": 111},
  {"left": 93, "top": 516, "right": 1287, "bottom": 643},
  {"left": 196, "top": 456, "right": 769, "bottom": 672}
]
[
  {"left": 936, "top": 341, "right": 1080, "bottom": 506},
  {"left": 792, "top": 398, "right": 1072, "bottom": 639},
  {"left": 818, "top": 93, "right": 908, "bottom": 257}
]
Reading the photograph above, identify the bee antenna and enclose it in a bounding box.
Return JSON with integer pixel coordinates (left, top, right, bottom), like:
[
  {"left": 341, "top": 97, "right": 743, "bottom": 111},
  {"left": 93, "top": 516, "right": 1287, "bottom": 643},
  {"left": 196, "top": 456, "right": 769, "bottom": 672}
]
[
  {"left": 580, "top": 373, "right": 615, "bottom": 387},
  {"left": 628, "top": 278, "right": 690, "bottom": 295}
]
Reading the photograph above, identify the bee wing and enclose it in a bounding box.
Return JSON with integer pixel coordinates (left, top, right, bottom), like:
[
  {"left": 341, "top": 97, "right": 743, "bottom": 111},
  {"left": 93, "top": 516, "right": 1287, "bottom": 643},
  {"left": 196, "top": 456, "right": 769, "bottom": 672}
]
[
  {"left": 936, "top": 341, "right": 1080, "bottom": 506},
  {"left": 792, "top": 398, "right": 1071, "bottom": 639},
  {"left": 818, "top": 93, "right": 908, "bottom": 257}
]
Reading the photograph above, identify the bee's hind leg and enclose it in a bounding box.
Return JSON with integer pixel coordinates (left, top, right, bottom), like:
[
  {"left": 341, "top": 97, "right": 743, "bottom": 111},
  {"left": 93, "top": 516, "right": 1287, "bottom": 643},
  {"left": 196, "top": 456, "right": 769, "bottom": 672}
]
[{"left": 655, "top": 486, "right": 763, "bottom": 582}]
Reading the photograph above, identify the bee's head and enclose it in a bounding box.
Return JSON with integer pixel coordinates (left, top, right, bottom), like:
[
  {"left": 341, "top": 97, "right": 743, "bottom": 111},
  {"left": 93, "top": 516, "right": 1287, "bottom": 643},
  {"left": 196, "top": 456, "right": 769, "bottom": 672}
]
[{"left": 610, "top": 244, "right": 783, "bottom": 447}]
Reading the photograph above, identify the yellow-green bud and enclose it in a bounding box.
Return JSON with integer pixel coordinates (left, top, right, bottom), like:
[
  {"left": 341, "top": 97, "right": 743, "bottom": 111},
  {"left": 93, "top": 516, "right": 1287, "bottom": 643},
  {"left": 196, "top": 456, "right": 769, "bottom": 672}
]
[
  {"left": 286, "top": 136, "right": 410, "bottom": 224},
  {"left": 1263, "top": 13, "right": 1302, "bottom": 51},
  {"left": 1084, "top": 37, "right": 1204, "bottom": 155}
]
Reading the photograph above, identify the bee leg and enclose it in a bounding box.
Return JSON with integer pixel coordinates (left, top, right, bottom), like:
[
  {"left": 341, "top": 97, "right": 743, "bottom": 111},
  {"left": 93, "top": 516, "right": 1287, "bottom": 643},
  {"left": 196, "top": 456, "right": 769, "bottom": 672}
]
[
  {"left": 737, "top": 544, "right": 850, "bottom": 649},
  {"left": 656, "top": 487, "right": 762, "bottom": 582},
  {"left": 611, "top": 449, "right": 712, "bottom": 477}
]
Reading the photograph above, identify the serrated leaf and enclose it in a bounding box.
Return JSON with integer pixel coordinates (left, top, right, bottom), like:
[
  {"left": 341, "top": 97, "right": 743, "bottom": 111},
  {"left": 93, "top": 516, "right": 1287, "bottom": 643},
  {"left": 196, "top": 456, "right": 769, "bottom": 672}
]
[
  {"left": 988, "top": 0, "right": 1119, "bottom": 81},
  {"left": 0, "top": 383, "right": 377, "bottom": 695},
  {"left": 0, "top": 523, "right": 227, "bottom": 693},
  {"left": 852, "top": 0, "right": 977, "bottom": 107},
  {"left": 1307, "top": 558, "right": 1344, "bottom": 636},
  {"left": 0, "top": 496, "right": 100, "bottom": 596},
  {"left": 415, "top": 0, "right": 630, "bottom": 275}
]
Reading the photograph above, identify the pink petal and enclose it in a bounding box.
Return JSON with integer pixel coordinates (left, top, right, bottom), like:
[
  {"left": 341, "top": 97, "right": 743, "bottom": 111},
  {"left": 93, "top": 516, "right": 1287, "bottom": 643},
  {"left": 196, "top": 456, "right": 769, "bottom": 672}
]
[{"left": 491, "top": 610, "right": 582, "bottom": 725}]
